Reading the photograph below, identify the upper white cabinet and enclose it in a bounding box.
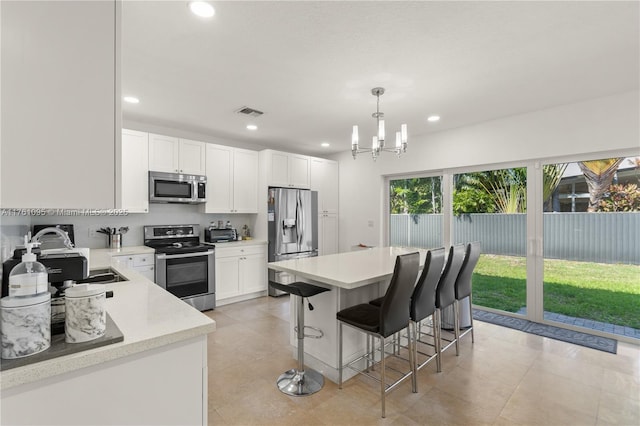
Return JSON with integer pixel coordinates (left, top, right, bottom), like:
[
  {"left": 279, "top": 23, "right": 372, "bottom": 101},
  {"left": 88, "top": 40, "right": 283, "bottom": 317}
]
[
  {"left": 262, "top": 150, "right": 310, "bottom": 188},
  {"left": 310, "top": 158, "right": 339, "bottom": 214},
  {"left": 179, "top": 139, "right": 206, "bottom": 175},
  {"left": 233, "top": 149, "right": 259, "bottom": 212},
  {"left": 149, "top": 134, "right": 205, "bottom": 175},
  {"left": 204, "top": 145, "right": 258, "bottom": 214},
  {"left": 148, "top": 134, "right": 179, "bottom": 173},
  {"left": 1, "top": 1, "right": 118, "bottom": 208},
  {"left": 120, "top": 129, "right": 149, "bottom": 213}
]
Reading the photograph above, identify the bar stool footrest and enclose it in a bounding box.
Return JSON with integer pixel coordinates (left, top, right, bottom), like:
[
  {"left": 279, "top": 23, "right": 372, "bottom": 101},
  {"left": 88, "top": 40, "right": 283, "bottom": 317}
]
[{"left": 294, "top": 325, "right": 324, "bottom": 339}]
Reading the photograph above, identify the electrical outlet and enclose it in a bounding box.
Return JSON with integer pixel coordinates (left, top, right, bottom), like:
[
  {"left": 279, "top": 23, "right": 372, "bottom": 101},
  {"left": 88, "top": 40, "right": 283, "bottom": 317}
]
[
  {"left": 367, "top": 220, "right": 374, "bottom": 228},
  {"left": 88, "top": 227, "right": 98, "bottom": 238}
]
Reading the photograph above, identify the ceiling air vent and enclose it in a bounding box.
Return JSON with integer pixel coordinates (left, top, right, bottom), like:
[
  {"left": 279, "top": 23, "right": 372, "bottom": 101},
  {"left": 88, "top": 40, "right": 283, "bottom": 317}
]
[{"left": 236, "top": 106, "right": 264, "bottom": 117}]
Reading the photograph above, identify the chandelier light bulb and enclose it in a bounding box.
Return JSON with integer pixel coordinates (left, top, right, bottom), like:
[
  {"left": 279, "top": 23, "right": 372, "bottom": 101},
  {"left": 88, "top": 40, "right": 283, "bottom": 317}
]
[
  {"left": 378, "top": 119, "right": 385, "bottom": 143},
  {"left": 395, "top": 131, "right": 401, "bottom": 149},
  {"left": 352, "top": 125, "right": 359, "bottom": 147},
  {"left": 401, "top": 124, "right": 408, "bottom": 144}
]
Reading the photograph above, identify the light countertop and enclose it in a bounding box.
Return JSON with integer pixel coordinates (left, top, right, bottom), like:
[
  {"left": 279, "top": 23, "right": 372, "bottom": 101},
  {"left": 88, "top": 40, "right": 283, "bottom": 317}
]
[
  {"left": 1, "top": 257, "right": 215, "bottom": 390},
  {"left": 206, "top": 239, "right": 267, "bottom": 249},
  {"left": 268, "top": 246, "right": 429, "bottom": 290},
  {"left": 90, "top": 245, "right": 155, "bottom": 269}
]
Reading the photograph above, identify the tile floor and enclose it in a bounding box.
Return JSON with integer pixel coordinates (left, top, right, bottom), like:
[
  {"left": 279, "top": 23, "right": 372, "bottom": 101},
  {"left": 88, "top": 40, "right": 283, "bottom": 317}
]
[{"left": 204, "top": 296, "right": 640, "bottom": 425}]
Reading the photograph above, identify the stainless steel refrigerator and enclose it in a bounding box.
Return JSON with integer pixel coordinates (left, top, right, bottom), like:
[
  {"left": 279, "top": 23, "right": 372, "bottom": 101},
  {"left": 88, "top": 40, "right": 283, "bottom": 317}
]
[{"left": 268, "top": 187, "right": 318, "bottom": 296}]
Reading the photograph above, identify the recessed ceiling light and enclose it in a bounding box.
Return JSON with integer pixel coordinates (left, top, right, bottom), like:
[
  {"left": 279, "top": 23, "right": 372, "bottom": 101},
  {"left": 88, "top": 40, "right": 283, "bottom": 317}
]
[
  {"left": 189, "top": 1, "right": 215, "bottom": 18},
  {"left": 427, "top": 115, "right": 440, "bottom": 122},
  {"left": 321, "top": 142, "right": 330, "bottom": 148},
  {"left": 246, "top": 124, "right": 258, "bottom": 131},
  {"left": 123, "top": 96, "right": 139, "bottom": 104}
]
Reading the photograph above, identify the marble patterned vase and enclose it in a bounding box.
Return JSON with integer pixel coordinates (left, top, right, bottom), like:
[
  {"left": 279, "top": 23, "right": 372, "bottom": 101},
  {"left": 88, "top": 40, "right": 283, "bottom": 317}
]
[
  {"left": 65, "top": 285, "right": 106, "bottom": 343},
  {"left": 1, "top": 293, "right": 51, "bottom": 359}
]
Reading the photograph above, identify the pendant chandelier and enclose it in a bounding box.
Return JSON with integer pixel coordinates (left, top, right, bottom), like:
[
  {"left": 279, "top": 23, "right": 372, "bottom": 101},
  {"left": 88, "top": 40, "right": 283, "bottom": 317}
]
[{"left": 351, "top": 87, "right": 407, "bottom": 160}]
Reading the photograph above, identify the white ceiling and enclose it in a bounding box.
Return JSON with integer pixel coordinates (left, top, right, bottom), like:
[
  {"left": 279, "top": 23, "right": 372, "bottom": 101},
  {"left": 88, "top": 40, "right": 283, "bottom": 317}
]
[{"left": 121, "top": 1, "right": 640, "bottom": 156}]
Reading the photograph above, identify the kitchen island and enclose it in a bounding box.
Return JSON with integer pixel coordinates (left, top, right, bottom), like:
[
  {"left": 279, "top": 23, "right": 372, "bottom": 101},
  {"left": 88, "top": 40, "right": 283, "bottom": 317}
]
[
  {"left": 1, "top": 253, "right": 215, "bottom": 426},
  {"left": 268, "top": 246, "right": 428, "bottom": 383}
]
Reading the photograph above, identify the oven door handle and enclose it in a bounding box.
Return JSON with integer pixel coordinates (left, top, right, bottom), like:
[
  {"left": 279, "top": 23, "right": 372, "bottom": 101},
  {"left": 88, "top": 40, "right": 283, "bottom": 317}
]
[{"left": 156, "top": 250, "right": 215, "bottom": 260}]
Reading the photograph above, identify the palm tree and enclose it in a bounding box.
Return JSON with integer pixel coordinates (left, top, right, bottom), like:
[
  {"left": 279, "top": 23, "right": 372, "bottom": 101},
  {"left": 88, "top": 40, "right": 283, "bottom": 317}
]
[
  {"left": 543, "top": 163, "right": 568, "bottom": 211},
  {"left": 578, "top": 158, "right": 624, "bottom": 212}
]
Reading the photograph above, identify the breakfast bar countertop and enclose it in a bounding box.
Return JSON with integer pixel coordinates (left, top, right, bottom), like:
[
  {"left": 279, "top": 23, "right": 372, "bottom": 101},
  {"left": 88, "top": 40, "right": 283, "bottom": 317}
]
[{"left": 268, "top": 246, "right": 429, "bottom": 290}]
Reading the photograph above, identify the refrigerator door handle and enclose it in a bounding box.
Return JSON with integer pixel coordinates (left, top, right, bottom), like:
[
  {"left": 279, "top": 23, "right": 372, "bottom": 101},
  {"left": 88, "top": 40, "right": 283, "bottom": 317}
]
[{"left": 296, "top": 191, "right": 302, "bottom": 248}]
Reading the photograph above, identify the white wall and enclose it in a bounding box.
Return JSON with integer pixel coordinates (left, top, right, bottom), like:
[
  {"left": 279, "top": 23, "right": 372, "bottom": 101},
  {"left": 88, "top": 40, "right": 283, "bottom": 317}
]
[{"left": 333, "top": 91, "right": 640, "bottom": 251}]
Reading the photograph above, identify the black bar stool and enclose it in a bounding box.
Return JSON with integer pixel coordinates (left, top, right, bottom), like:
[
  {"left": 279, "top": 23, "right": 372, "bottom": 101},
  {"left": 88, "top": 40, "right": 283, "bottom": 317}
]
[{"left": 269, "top": 281, "right": 330, "bottom": 396}]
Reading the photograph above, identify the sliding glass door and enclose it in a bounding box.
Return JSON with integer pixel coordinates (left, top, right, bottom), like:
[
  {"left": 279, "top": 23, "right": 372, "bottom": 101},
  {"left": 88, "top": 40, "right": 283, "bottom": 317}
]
[
  {"left": 452, "top": 167, "right": 528, "bottom": 315},
  {"left": 386, "top": 154, "right": 639, "bottom": 341},
  {"left": 541, "top": 157, "right": 640, "bottom": 338}
]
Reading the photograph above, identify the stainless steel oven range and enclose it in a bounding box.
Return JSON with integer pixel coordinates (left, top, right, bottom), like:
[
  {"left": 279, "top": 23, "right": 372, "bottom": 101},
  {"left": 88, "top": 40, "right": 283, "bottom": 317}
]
[{"left": 144, "top": 224, "right": 215, "bottom": 311}]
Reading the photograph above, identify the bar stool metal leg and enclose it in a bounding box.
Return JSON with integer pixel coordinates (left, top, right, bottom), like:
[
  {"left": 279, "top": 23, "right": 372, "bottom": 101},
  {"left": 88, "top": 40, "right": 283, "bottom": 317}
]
[{"left": 276, "top": 294, "right": 324, "bottom": 396}]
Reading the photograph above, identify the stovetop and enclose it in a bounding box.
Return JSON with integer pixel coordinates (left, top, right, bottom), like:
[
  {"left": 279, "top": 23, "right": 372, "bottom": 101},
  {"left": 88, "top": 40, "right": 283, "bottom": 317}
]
[
  {"left": 143, "top": 224, "right": 212, "bottom": 255},
  {"left": 148, "top": 242, "right": 212, "bottom": 255}
]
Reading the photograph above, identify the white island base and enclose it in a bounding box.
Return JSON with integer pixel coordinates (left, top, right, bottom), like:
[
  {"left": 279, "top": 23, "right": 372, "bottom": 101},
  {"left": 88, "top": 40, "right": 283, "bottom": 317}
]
[
  {"left": 269, "top": 247, "right": 428, "bottom": 384},
  {"left": 288, "top": 281, "right": 385, "bottom": 383}
]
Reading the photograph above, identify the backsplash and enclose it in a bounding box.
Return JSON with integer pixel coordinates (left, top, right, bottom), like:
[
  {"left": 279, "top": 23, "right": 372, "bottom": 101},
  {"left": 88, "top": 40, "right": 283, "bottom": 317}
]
[
  {"left": 0, "top": 204, "right": 257, "bottom": 253},
  {"left": 0, "top": 216, "right": 30, "bottom": 263}
]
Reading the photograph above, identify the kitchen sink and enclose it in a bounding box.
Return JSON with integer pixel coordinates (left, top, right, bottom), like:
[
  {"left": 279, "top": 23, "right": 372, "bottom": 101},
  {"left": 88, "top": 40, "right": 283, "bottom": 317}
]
[{"left": 79, "top": 268, "right": 128, "bottom": 284}]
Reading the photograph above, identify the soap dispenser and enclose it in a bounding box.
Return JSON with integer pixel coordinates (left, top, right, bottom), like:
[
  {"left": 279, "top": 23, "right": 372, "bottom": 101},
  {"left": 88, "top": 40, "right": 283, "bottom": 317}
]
[
  {"left": 1, "top": 235, "right": 51, "bottom": 359},
  {"left": 7, "top": 235, "right": 48, "bottom": 296}
]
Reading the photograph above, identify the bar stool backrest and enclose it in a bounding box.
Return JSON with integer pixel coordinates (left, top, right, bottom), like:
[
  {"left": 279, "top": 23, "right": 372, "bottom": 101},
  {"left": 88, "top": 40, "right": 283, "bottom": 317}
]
[
  {"left": 455, "top": 242, "right": 481, "bottom": 301},
  {"left": 410, "top": 248, "right": 446, "bottom": 322},
  {"left": 436, "top": 244, "right": 466, "bottom": 309},
  {"left": 379, "top": 252, "right": 420, "bottom": 337}
]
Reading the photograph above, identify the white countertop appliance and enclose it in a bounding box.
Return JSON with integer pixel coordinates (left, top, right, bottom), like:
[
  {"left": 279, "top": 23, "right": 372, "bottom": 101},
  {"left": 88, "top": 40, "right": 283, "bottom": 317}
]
[{"left": 144, "top": 224, "right": 215, "bottom": 311}]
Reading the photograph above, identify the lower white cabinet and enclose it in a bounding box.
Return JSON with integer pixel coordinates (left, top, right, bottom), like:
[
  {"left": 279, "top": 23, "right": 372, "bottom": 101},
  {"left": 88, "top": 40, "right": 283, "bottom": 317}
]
[
  {"left": 112, "top": 253, "right": 155, "bottom": 282},
  {"left": 215, "top": 244, "right": 267, "bottom": 305}
]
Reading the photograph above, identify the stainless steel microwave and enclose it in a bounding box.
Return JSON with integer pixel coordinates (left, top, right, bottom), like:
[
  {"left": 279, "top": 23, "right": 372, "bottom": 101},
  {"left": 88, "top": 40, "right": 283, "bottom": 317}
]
[{"left": 149, "top": 171, "right": 207, "bottom": 204}]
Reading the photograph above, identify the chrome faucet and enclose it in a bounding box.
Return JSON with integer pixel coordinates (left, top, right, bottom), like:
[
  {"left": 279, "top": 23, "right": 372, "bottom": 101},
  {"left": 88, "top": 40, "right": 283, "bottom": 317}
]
[{"left": 31, "top": 227, "right": 74, "bottom": 249}]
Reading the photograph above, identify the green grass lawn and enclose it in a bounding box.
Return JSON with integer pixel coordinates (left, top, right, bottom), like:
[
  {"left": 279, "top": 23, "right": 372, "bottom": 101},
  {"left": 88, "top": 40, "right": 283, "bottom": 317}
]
[{"left": 473, "top": 254, "right": 640, "bottom": 330}]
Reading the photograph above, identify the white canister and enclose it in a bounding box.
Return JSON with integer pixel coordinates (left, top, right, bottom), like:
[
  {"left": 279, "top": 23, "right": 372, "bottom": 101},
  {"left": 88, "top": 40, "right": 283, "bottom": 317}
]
[
  {"left": 65, "top": 284, "right": 106, "bottom": 343},
  {"left": 1, "top": 292, "right": 51, "bottom": 359}
]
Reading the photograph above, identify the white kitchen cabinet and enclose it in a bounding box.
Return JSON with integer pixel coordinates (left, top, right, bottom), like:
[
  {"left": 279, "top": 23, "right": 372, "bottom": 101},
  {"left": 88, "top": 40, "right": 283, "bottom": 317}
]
[
  {"left": 148, "top": 134, "right": 205, "bottom": 175},
  {"left": 1, "top": 1, "right": 118, "bottom": 208},
  {"left": 178, "top": 139, "right": 206, "bottom": 175},
  {"left": 311, "top": 158, "right": 339, "bottom": 214},
  {"left": 204, "top": 145, "right": 258, "bottom": 214},
  {"left": 318, "top": 213, "right": 339, "bottom": 255},
  {"left": 311, "top": 158, "right": 339, "bottom": 255},
  {"left": 148, "top": 134, "right": 179, "bottom": 173},
  {"left": 233, "top": 149, "right": 259, "bottom": 212},
  {"left": 113, "top": 253, "right": 155, "bottom": 282},
  {"left": 120, "top": 129, "right": 149, "bottom": 213},
  {"left": 215, "top": 244, "right": 267, "bottom": 305},
  {"left": 262, "top": 150, "right": 310, "bottom": 189}
]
